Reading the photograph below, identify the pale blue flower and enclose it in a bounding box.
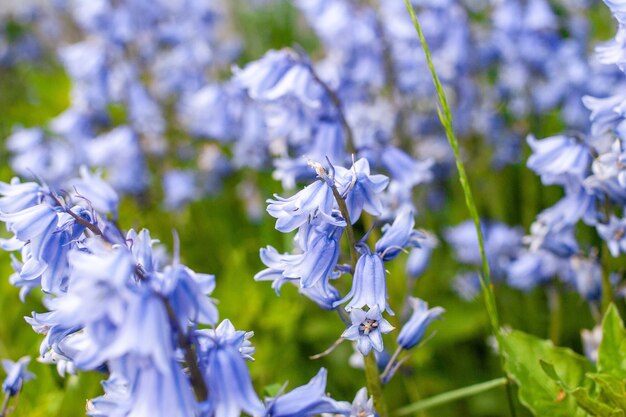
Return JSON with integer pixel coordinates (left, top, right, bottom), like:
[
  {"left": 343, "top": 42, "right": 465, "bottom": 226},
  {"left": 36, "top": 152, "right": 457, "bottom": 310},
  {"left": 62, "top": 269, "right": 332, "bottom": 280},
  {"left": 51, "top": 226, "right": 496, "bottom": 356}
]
[
  {"left": 375, "top": 206, "right": 422, "bottom": 261},
  {"left": 70, "top": 166, "right": 119, "bottom": 217},
  {"left": 406, "top": 232, "right": 438, "bottom": 279},
  {"left": 527, "top": 134, "right": 591, "bottom": 186},
  {"left": 347, "top": 387, "right": 376, "bottom": 417},
  {"left": 234, "top": 49, "right": 323, "bottom": 108},
  {"left": 335, "top": 158, "right": 388, "bottom": 223},
  {"left": 341, "top": 306, "right": 394, "bottom": 355},
  {"left": 597, "top": 215, "right": 626, "bottom": 257},
  {"left": 397, "top": 298, "right": 444, "bottom": 350},
  {"left": 264, "top": 368, "right": 346, "bottom": 417},
  {"left": 336, "top": 250, "right": 392, "bottom": 314},
  {"left": 196, "top": 320, "right": 265, "bottom": 417},
  {"left": 2, "top": 356, "right": 34, "bottom": 396},
  {"left": 267, "top": 178, "right": 336, "bottom": 233}
]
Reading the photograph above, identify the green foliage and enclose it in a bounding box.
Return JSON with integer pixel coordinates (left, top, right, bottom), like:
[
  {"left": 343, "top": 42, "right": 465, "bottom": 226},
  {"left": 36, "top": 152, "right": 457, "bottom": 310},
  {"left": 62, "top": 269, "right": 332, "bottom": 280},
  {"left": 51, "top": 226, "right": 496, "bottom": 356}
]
[
  {"left": 598, "top": 305, "right": 626, "bottom": 378},
  {"left": 503, "top": 305, "right": 626, "bottom": 416},
  {"left": 501, "top": 330, "right": 592, "bottom": 416}
]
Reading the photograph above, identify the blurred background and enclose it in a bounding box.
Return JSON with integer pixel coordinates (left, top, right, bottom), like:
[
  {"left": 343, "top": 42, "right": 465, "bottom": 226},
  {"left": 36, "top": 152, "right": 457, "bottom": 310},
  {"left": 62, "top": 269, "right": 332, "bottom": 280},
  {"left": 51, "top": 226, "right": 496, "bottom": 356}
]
[{"left": 0, "top": 0, "right": 619, "bottom": 416}]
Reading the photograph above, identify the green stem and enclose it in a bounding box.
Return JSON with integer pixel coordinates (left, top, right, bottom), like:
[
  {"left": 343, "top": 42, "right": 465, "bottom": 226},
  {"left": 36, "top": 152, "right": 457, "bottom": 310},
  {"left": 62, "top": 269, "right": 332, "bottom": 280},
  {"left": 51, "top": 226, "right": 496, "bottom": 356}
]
[
  {"left": 0, "top": 392, "right": 9, "bottom": 417},
  {"left": 365, "top": 352, "right": 389, "bottom": 417},
  {"left": 401, "top": 2, "right": 516, "bottom": 416},
  {"left": 331, "top": 183, "right": 388, "bottom": 415},
  {"left": 601, "top": 243, "right": 614, "bottom": 315},
  {"left": 395, "top": 378, "right": 508, "bottom": 415},
  {"left": 331, "top": 184, "right": 358, "bottom": 270},
  {"left": 548, "top": 285, "right": 562, "bottom": 345}
]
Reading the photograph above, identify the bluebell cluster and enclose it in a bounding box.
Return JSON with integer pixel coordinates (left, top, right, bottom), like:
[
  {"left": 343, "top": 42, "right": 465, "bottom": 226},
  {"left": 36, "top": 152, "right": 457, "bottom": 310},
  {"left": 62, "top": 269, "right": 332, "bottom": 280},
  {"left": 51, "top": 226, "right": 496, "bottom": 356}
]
[
  {"left": 1, "top": 0, "right": 626, "bottom": 414},
  {"left": 3, "top": 0, "right": 619, "bottom": 206},
  {"left": 442, "top": 0, "right": 626, "bottom": 309},
  {"left": 0, "top": 172, "right": 384, "bottom": 416},
  {"left": 256, "top": 155, "right": 444, "bottom": 384}
]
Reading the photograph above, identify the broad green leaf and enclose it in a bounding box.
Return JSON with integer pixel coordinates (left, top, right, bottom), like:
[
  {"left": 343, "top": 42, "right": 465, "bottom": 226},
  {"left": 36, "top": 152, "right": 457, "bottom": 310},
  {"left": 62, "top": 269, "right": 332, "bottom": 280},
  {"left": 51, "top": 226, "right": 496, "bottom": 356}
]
[
  {"left": 570, "top": 387, "right": 621, "bottom": 417},
  {"left": 588, "top": 373, "right": 626, "bottom": 411},
  {"left": 598, "top": 304, "right": 626, "bottom": 378},
  {"left": 540, "top": 361, "right": 620, "bottom": 417},
  {"left": 501, "top": 329, "right": 592, "bottom": 416}
]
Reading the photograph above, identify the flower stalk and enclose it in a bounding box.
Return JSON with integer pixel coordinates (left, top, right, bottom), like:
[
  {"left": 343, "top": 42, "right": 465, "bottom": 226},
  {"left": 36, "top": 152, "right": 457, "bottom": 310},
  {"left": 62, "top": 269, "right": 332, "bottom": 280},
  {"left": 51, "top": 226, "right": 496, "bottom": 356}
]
[
  {"left": 401, "top": 1, "right": 516, "bottom": 415},
  {"left": 331, "top": 181, "right": 388, "bottom": 417}
]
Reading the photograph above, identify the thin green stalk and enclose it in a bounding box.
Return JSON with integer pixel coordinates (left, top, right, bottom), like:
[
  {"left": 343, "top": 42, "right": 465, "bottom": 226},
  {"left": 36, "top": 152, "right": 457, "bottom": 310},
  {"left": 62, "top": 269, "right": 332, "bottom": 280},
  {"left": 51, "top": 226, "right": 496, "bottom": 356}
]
[
  {"left": 401, "top": 2, "right": 516, "bottom": 416},
  {"left": 0, "top": 392, "right": 9, "bottom": 417},
  {"left": 365, "top": 352, "right": 389, "bottom": 417},
  {"left": 601, "top": 242, "right": 614, "bottom": 314},
  {"left": 548, "top": 285, "right": 562, "bottom": 345},
  {"left": 331, "top": 184, "right": 358, "bottom": 269},
  {"left": 395, "top": 378, "right": 508, "bottom": 415},
  {"left": 331, "top": 184, "right": 388, "bottom": 417}
]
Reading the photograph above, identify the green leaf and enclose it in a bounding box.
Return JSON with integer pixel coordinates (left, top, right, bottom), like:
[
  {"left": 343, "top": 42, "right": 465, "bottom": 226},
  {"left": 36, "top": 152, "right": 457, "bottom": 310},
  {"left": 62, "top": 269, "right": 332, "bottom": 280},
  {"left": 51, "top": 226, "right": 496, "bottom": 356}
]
[
  {"left": 588, "top": 373, "right": 626, "bottom": 411},
  {"left": 501, "top": 329, "right": 593, "bottom": 416},
  {"left": 540, "top": 361, "right": 619, "bottom": 417},
  {"left": 598, "top": 304, "right": 626, "bottom": 378},
  {"left": 569, "top": 387, "right": 620, "bottom": 417}
]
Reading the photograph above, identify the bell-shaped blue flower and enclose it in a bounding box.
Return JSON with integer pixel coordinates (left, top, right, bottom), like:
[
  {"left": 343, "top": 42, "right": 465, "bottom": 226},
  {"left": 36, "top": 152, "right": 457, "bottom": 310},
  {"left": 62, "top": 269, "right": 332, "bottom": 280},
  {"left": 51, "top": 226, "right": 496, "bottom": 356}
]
[
  {"left": 335, "top": 158, "right": 389, "bottom": 223},
  {"left": 375, "top": 205, "right": 422, "bottom": 261},
  {"left": 348, "top": 387, "right": 376, "bottom": 417},
  {"left": 336, "top": 250, "right": 392, "bottom": 315},
  {"left": 341, "top": 306, "right": 394, "bottom": 355},
  {"left": 196, "top": 320, "right": 264, "bottom": 417},
  {"left": 264, "top": 368, "right": 346, "bottom": 417},
  {"left": 267, "top": 179, "right": 336, "bottom": 233},
  {"left": 526, "top": 134, "right": 591, "bottom": 186},
  {"left": 285, "top": 220, "right": 343, "bottom": 288},
  {"left": 69, "top": 166, "right": 119, "bottom": 217},
  {"left": 397, "top": 298, "right": 444, "bottom": 350},
  {"left": 2, "top": 356, "right": 34, "bottom": 396},
  {"left": 597, "top": 216, "right": 626, "bottom": 257},
  {"left": 234, "top": 48, "right": 323, "bottom": 108}
]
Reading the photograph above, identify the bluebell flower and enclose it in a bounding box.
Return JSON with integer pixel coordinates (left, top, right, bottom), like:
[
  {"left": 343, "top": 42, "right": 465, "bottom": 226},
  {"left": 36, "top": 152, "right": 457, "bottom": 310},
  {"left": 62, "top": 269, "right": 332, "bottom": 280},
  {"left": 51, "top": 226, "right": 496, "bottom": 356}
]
[
  {"left": 507, "top": 250, "right": 571, "bottom": 291},
  {"left": 597, "top": 216, "right": 626, "bottom": 257},
  {"left": 346, "top": 387, "right": 376, "bottom": 417},
  {"left": 334, "top": 158, "right": 389, "bottom": 223},
  {"left": 445, "top": 220, "right": 523, "bottom": 278},
  {"left": 375, "top": 206, "right": 422, "bottom": 261},
  {"left": 87, "top": 362, "right": 197, "bottom": 417},
  {"left": 85, "top": 126, "right": 149, "bottom": 195},
  {"left": 157, "top": 264, "right": 219, "bottom": 327},
  {"left": 397, "top": 298, "right": 444, "bottom": 350},
  {"left": 255, "top": 245, "right": 342, "bottom": 310},
  {"left": 568, "top": 256, "right": 603, "bottom": 302},
  {"left": 451, "top": 272, "right": 482, "bottom": 301},
  {"left": 298, "top": 280, "right": 343, "bottom": 311},
  {"left": 267, "top": 177, "right": 336, "bottom": 233},
  {"left": 162, "top": 170, "right": 198, "bottom": 210},
  {"left": 341, "top": 306, "right": 394, "bottom": 355},
  {"left": 287, "top": 219, "right": 343, "bottom": 288},
  {"left": 2, "top": 356, "right": 34, "bottom": 396},
  {"left": 234, "top": 49, "right": 323, "bottom": 108},
  {"left": 264, "top": 368, "right": 346, "bottom": 417},
  {"left": 0, "top": 177, "right": 45, "bottom": 213},
  {"left": 406, "top": 232, "right": 438, "bottom": 279},
  {"left": 0, "top": 204, "right": 58, "bottom": 244},
  {"left": 196, "top": 320, "right": 265, "bottom": 417},
  {"left": 254, "top": 246, "right": 301, "bottom": 294},
  {"left": 336, "top": 250, "right": 392, "bottom": 314},
  {"left": 70, "top": 166, "right": 119, "bottom": 217},
  {"left": 526, "top": 134, "right": 591, "bottom": 186},
  {"left": 581, "top": 325, "right": 602, "bottom": 364},
  {"left": 380, "top": 147, "right": 433, "bottom": 189}
]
